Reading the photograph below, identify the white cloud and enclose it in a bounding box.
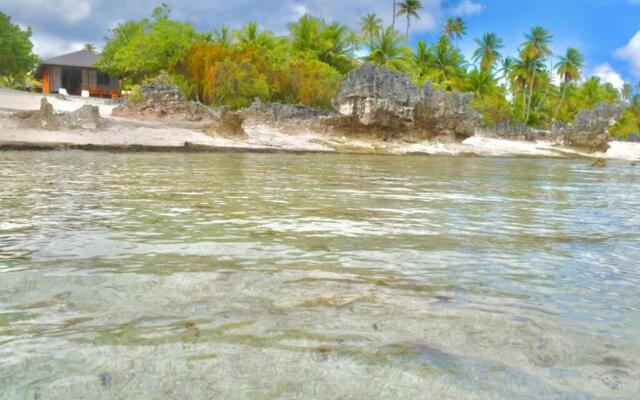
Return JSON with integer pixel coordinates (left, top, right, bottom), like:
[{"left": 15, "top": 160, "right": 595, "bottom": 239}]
[
  {"left": 614, "top": 30, "right": 640, "bottom": 78},
  {"left": 31, "top": 33, "right": 85, "bottom": 59},
  {"left": 450, "top": 0, "right": 484, "bottom": 17},
  {"left": 3, "top": 0, "right": 91, "bottom": 25},
  {"left": 591, "top": 63, "right": 625, "bottom": 90}
]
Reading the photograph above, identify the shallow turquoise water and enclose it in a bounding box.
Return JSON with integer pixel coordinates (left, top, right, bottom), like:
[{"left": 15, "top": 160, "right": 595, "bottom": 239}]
[{"left": 0, "top": 151, "right": 639, "bottom": 399}]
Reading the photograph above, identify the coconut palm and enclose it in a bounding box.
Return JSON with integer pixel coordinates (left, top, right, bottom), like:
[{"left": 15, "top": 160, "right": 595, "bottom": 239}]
[
  {"left": 444, "top": 17, "right": 466, "bottom": 45},
  {"left": 234, "top": 22, "right": 276, "bottom": 48},
  {"left": 365, "top": 27, "right": 412, "bottom": 72},
  {"left": 346, "top": 30, "right": 360, "bottom": 55},
  {"left": 465, "top": 69, "right": 497, "bottom": 98},
  {"left": 622, "top": 83, "right": 633, "bottom": 104},
  {"left": 510, "top": 56, "right": 546, "bottom": 120},
  {"left": 472, "top": 33, "right": 503, "bottom": 73},
  {"left": 360, "top": 13, "right": 383, "bottom": 46},
  {"left": 521, "top": 26, "right": 553, "bottom": 122},
  {"left": 288, "top": 15, "right": 324, "bottom": 55},
  {"left": 212, "top": 26, "right": 232, "bottom": 47},
  {"left": 553, "top": 48, "right": 584, "bottom": 121},
  {"left": 392, "top": 1, "right": 397, "bottom": 31},
  {"left": 430, "top": 36, "right": 465, "bottom": 88},
  {"left": 396, "top": 0, "right": 423, "bottom": 39},
  {"left": 413, "top": 39, "right": 434, "bottom": 82}
]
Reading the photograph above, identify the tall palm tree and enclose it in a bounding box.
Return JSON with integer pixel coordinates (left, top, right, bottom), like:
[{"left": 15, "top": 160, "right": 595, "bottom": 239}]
[
  {"left": 346, "top": 30, "right": 360, "bottom": 55},
  {"left": 472, "top": 33, "right": 503, "bottom": 73},
  {"left": 413, "top": 39, "right": 434, "bottom": 82},
  {"left": 288, "top": 15, "right": 324, "bottom": 55},
  {"left": 396, "top": 0, "right": 423, "bottom": 39},
  {"left": 430, "top": 36, "right": 465, "bottom": 88},
  {"left": 465, "top": 69, "right": 497, "bottom": 98},
  {"left": 444, "top": 17, "right": 466, "bottom": 45},
  {"left": 521, "top": 26, "right": 553, "bottom": 122},
  {"left": 360, "top": 13, "right": 383, "bottom": 46},
  {"left": 212, "top": 26, "right": 232, "bottom": 47},
  {"left": 552, "top": 48, "right": 584, "bottom": 122},
  {"left": 234, "top": 22, "right": 277, "bottom": 48},
  {"left": 365, "top": 27, "right": 412, "bottom": 72},
  {"left": 510, "top": 56, "right": 545, "bottom": 120},
  {"left": 392, "top": 1, "right": 397, "bottom": 31}
]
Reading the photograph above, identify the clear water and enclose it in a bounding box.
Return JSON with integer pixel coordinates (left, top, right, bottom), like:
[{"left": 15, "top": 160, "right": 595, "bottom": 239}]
[{"left": 0, "top": 151, "right": 639, "bottom": 399}]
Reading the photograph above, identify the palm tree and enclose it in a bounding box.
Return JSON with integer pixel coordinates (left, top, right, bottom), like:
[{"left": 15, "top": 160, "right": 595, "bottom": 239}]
[
  {"left": 365, "top": 27, "right": 412, "bottom": 72},
  {"left": 396, "top": 0, "right": 423, "bottom": 39},
  {"left": 392, "top": 1, "right": 397, "bottom": 31},
  {"left": 212, "top": 26, "right": 233, "bottom": 47},
  {"left": 510, "top": 56, "right": 545, "bottom": 120},
  {"left": 472, "top": 33, "right": 503, "bottom": 72},
  {"left": 521, "top": 26, "right": 553, "bottom": 122},
  {"left": 465, "top": 69, "right": 497, "bottom": 98},
  {"left": 552, "top": 48, "right": 584, "bottom": 122},
  {"left": 288, "top": 15, "right": 324, "bottom": 55},
  {"left": 83, "top": 43, "right": 96, "bottom": 52},
  {"left": 413, "top": 39, "right": 434, "bottom": 82},
  {"left": 346, "top": 30, "right": 360, "bottom": 55},
  {"left": 360, "top": 13, "right": 383, "bottom": 46},
  {"left": 621, "top": 83, "right": 633, "bottom": 104},
  {"left": 430, "top": 36, "right": 465, "bottom": 88},
  {"left": 444, "top": 17, "right": 466, "bottom": 45}
]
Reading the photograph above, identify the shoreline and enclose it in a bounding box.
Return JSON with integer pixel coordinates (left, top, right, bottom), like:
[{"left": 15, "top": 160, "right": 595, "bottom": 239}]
[{"left": 1, "top": 88, "right": 639, "bottom": 161}]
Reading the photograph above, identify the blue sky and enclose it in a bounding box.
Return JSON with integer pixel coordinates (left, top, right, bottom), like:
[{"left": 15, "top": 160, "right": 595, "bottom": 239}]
[{"left": 1, "top": 0, "right": 639, "bottom": 88}]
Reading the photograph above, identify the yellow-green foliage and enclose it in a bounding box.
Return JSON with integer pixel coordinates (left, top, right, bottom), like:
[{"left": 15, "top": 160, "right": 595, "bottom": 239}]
[
  {"left": 126, "top": 85, "right": 144, "bottom": 104},
  {"left": 177, "top": 41, "right": 343, "bottom": 110},
  {"left": 273, "top": 59, "right": 344, "bottom": 109},
  {"left": 610, "top": 97, "right": 640, "bottom": 139}
]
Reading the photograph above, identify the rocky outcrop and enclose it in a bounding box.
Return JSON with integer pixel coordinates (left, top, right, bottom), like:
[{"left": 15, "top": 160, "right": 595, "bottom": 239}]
[
  {"left": 202, "top": 107, "right": 246, "bottom": 138},
  {"left": 113, "top": 83, "right": 247, "bottom": 138},
  {"left": 481, "top": 120, "right": 552, "bottom": 142},
  {"left": 329, "top": 63, "right": 483, "bottom": 140},
  {"left": 12, "top": 98, "right": 103, "bottom": 130},
  {"left": 113, "top": 84, "right": 214, "bottom": 121},
  {"left": 242, "top": 99, "right": 334, "bottom": 126},
  {"left": 552, "top": 104, "right": 624, "bottom": 152}
]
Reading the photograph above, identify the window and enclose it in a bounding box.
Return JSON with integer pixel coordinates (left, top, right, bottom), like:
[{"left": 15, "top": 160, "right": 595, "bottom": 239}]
[{"left": 97, "top": 72, "right": 111, "bottom": 86}]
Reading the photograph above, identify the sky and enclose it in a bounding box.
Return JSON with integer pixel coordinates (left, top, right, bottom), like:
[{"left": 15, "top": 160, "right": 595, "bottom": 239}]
[{"left": 1, "top": 0, "right": 639, "bottom": 89}]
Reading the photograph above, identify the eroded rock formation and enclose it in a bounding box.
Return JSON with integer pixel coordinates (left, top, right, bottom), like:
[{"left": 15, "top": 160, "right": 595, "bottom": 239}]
[
  {"left": 113, "top": 84, "right": 213, "bottom": 121},
  {"left": 552, "top": 104, "right": 624, "bottom": 153},
  {"left": 329, "top": 63, "right": 483, "bottom": 140},
  {"left": 13, "top": 98, "right": 103, "bottom": 130},
  {"left": 113, "top": 83, "right": 247, "bottom": 138}
]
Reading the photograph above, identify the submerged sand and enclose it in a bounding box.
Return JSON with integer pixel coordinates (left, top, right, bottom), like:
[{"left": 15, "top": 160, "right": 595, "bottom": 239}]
[{"left": 1, "top": 88, "right": 639, "bottom": 160}]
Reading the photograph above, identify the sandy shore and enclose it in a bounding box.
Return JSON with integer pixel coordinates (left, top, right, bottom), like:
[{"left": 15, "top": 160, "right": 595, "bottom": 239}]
[{"left": 1, "top": 88, "right": 639, "bottom": 160}]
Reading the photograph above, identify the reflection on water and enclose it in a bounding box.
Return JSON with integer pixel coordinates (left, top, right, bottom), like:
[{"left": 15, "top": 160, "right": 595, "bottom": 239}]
[{"left": 0, "top": 151, "right": 639, "bottom": 399}]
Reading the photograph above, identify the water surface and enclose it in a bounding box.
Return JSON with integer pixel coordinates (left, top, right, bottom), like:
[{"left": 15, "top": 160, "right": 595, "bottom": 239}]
[{"left": 1, "top": 151, "right": 639, "bottom": 399}]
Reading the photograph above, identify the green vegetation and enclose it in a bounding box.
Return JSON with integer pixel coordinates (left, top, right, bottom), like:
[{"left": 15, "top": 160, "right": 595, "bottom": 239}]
[
  {"left": 0, "top": 11, "right": 38, "bottom": 89},
  {"left": 2, "top": 3, "right": 638, "bottom": 138}
]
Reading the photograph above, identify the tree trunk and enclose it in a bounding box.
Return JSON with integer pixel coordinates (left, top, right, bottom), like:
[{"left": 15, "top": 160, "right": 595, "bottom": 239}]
[
  {"left": 406, "top": 16, "right": 410, "bottom": 40},
  {"left": 392, "top": 1, "right": 396, "bottom": 30},
  {"left": 552, "top": 81, "right": 568, "bottom": 123},
  {"left": 525, "top": 67, "right": 537, "bottom": 123}
]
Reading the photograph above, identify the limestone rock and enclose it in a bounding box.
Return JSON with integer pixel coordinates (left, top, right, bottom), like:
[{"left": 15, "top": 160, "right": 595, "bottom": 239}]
[
  {"left": 113, "top": 84, "right": 214, "bottom": 121},
  {"left": 242, "top": 99, "right": 334, "bottom": 126},
  {"left": 202, "top": 107, "right": 246, "bottom": 138},
  {"left": 330, "top": 63, "right": 483, "bottom": 140},
  {"left": 12, "top": 98, "right": 103, "bottom": 131},
  {"left": 552, "top": 104, "right": 624, "bottom": 153}
]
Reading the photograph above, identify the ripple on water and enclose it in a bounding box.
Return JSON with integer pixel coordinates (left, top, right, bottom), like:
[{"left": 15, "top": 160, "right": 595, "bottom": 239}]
[{"left": 0, "top": 152, "right": 639, "bottom": 398}]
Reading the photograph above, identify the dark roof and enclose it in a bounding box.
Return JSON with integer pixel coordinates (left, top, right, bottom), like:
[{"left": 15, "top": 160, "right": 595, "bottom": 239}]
[{"left": 41, "top": 49, "right": 99, "bottom": 68}]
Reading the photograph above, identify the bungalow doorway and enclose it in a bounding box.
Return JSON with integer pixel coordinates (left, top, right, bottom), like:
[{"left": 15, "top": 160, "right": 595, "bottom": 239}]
[{"left": 61, "top": 67, "right": 82, "bottom": 95}]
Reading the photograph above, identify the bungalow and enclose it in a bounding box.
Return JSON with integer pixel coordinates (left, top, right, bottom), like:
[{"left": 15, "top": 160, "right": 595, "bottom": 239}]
[{"left": 36, "top": 49, "right": 120, "bottom": 97}]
